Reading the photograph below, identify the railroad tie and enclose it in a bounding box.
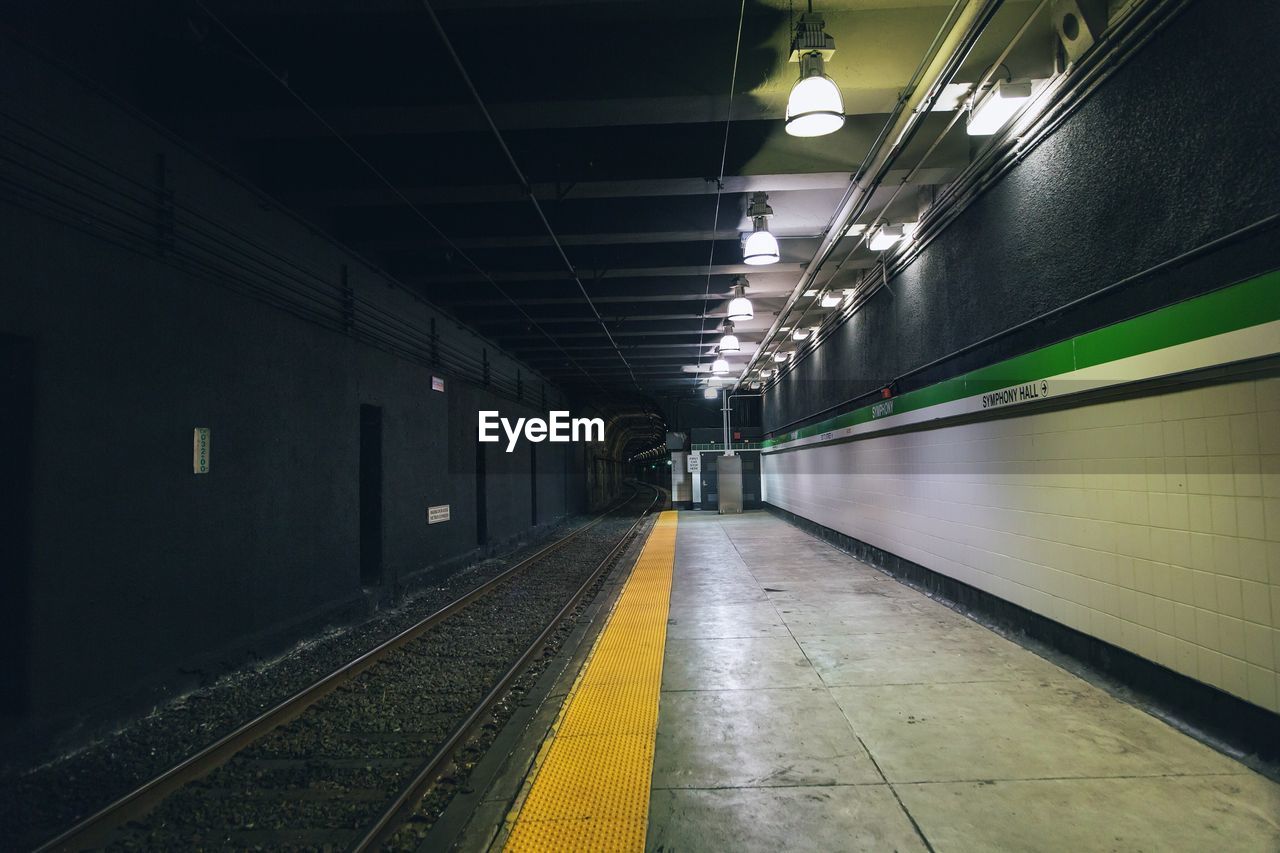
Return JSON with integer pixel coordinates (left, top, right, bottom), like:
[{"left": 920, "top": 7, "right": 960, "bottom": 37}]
[{"left": 504, "top": 510, "right": 678, "bottom": 852}]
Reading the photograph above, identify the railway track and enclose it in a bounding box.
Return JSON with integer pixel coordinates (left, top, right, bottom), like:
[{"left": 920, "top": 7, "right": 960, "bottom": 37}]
[{"left": 37, "top": 485, "right": 661, "bottom": 852}]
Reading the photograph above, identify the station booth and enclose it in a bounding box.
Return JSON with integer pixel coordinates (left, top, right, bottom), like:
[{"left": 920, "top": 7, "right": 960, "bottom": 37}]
[{"left": 669, "top": 427, "right": 762, "bottom": 513}]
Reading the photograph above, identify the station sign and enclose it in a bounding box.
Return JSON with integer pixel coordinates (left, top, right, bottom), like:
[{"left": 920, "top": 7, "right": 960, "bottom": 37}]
[{"left": 428, "top": 504, "right": 451, "bottom": 524}]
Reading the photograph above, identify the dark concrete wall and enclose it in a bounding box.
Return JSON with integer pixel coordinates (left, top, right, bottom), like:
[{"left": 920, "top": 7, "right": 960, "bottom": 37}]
[
  {"left": 0, "top": 39, "right": 584, "bottom": 736},
  {"left": 765, "top": 0, "right": 1280, "bottom": 432}
]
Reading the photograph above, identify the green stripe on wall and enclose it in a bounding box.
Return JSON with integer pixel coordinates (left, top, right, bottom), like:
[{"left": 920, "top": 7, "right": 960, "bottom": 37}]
[{"left": 764, "top": 269, "right": 1280, "bottom": 449}]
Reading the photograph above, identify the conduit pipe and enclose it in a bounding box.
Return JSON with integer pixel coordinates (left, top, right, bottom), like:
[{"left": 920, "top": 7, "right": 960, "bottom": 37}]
[{"left": 737, "top": 0, "right": 1004, "bottom": 389}]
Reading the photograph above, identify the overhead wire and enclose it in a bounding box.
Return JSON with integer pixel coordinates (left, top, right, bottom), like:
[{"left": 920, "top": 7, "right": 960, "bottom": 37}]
[
  {"left": 693, "top": 0, "right": 749, "bottom": 393},
  {"left": 419, "top": 0, "right": 641, "bottom": 393},
  {"left": 191, "top": 0, "right": 606, "bottom": 395}
]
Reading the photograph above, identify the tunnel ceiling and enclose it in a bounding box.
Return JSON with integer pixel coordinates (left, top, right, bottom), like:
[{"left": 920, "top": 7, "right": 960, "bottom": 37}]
[{"left": 18, "top": 0, "right": 1053, "bottom": 404}]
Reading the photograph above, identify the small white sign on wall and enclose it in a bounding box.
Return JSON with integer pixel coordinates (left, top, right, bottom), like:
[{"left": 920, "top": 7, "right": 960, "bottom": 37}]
[
  {"left": 428, "top": 504, "right": 451, "bottom": 524},
  {"left": 687, "top": 453, "right": 701, "bottom": 473},
  {"left": 193, "top": 428, "right": 210, "bottom": 474},
  {"left": 432, "top": 376, "right": 445, "bottom": 392}
]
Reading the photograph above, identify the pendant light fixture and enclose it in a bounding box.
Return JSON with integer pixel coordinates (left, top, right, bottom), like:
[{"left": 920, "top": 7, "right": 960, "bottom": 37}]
[
  {"left": 742, "top": 193, "right": 780, "bottom": 266},
  {"left": 785, "top": 9, "right": 845, "bottom": 138},
  {"left": 727, "top": 276, "right": 754, "bottom": 321},
  {"left": 703, "top": 386, "right": 720, "bottom": 399},
  {"left": 711, "top": 356, "right": 731, "bottom": 375},
  {"left": 717, "top": 321, "right": 741, "bottom": 354}
]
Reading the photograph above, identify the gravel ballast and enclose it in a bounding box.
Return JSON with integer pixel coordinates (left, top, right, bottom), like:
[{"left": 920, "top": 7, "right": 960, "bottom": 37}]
[{"left": 2, "top": 493, "right": 652, "bottom": 851}]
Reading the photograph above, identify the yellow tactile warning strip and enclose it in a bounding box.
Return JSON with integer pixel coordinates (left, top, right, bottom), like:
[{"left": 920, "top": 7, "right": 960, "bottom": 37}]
[{"left": 503, "top": 510, "right": 678, "bottom": 853}]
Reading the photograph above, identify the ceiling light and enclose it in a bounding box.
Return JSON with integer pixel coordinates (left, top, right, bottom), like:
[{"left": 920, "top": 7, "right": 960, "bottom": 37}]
[
  {"left": 820, "top": 291, "right": 842, "bottom": 308},
  {"left": 717, "top": 321, "right": 741, "bottom": 353},
  {"left": 703, "top": 387, "right": 719, "bottom": 399},
  {"left": 774, "top": 351, "right": 790, "bottom": 363},
  {"left": 727, "top": 277, "right": 754, "bottom": 321},
  {"left": 967, "top": 80, "right": 1033, "bottom": 136},
  {"left": 742, "top": 192, "right": 779, "bottom": 265},
  {"left": 793, "top": 327, "right": 810, "bottom": 341},
  {"left": 711, "top": 357, "right": 730, "bottom": 375},
  {"left": 785, "top": 13, "right": 844, "bottom": 138},
  {"left": 760, "top": 368, "right": 774, "bottom": 378},
  {"left": 803, "top": 289, "right": 818, "bottom": 297},
  {"left": 869, "top": 224, "right": 905, "bottom": 251}
]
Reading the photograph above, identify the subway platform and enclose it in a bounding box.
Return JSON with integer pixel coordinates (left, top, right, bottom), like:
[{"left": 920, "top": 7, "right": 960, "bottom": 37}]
[{"left": 474, "top": 510, "right": 1280, "bottom": 852}]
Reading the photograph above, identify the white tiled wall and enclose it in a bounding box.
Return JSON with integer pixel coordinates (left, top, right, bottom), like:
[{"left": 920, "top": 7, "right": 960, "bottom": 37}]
[{"left": 763, "top": 376, "right": 1280, "bottom": 712}]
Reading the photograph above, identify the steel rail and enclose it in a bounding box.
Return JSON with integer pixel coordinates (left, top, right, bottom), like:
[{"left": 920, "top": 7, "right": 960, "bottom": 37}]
[
  {"left": 350, "top": 484, "right": 663, "bottom": 851},
  {"left": 35, "top": 487, "right": 648, "bottom": 853}
]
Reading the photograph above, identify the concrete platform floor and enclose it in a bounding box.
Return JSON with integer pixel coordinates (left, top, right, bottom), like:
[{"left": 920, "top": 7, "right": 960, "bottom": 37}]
[{"left": 647, "top": 511, "right": 1280, "bottom": 852}]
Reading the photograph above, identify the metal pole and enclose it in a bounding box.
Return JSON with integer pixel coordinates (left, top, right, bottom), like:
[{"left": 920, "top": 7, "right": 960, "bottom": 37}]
[{"left": 721, "top": 388, "right": 732, "bottom": 456}]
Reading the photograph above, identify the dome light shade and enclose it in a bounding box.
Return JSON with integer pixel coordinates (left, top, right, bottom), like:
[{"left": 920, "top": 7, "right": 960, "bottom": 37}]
[
  {"left": 711, "top": 357, "right": 730, "bottom": 375},
  {"left": 716, "top": 319, "right": 741, "bottom": 354},
  {"left": 786, "top": 62, "right": 845, "bottom": 137},
  {"left": 742, "top": 227, "right": 779, "bottom": 265},
  {"left": 727, "top": 295, "right": 753, "bottom": 320},
  {"left": 727, "top": 279, "right": 753, "bottom": 322},
  {"left": 703, "top": 386, "right": 719, "bottom": 399}
]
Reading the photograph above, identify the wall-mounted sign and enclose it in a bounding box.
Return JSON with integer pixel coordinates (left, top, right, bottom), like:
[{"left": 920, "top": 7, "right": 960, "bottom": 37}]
[
  {"left": 428, "top": 504, "right": 451, "bottom": 524},
  {"left": 193, "top": 428, "right": 210, "bottom": 474},
  {"left": 432, "top": 376, "right": 445, "bottom": 392},
  {"left": 687, "top": 453, "right": 701, "bottom": 473}
]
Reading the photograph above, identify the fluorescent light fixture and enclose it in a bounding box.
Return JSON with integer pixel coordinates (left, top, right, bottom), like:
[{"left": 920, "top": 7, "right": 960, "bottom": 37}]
[
  {"left": 967, "top": 80, "right": 1033, "bottom": 136},
  {"left": 703, "top": 387, "right": 719, "bottom": 399},
  {"left": 711, "top": 357, "right": 730, "bottom": 375},
  {"left": 727, "top": 278, "right": 753, "bottom": 321},
  {"left": 820, "top": 291, "right": 841, "bottom": 308},
  {"left": 869, "top": 224, "right": 904, "bottom": 251}
]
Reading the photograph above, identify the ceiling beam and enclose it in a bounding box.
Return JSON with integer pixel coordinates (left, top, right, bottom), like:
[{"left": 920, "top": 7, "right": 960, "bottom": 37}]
[
  {"left": 168, "top": 92, "right": 916, "bottom": 140},
  {"left": 280, "top": 171, "right": 891, "bottom": 208},
  {"left": 401, "top": 262, "right": 808, "bottom": 284}
]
